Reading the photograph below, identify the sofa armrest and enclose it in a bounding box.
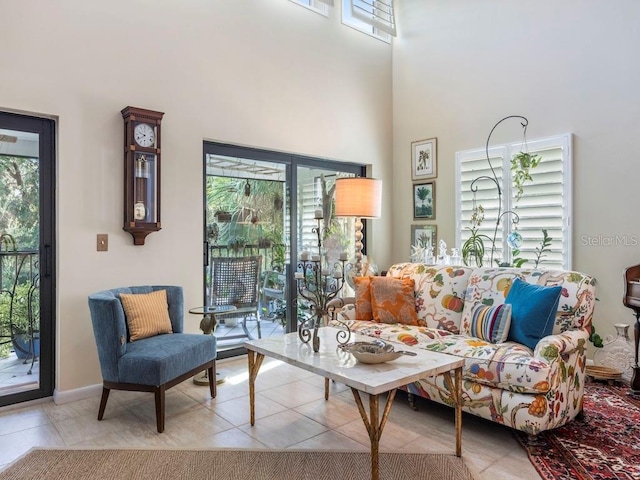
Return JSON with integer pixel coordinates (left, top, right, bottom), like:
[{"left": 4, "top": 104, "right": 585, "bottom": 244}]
[
  {"left": 534, "top": 329, "right": 589, "bottom": 361},
  {"left": 327, "top": 297, "right": 355, "bottom": 321}
]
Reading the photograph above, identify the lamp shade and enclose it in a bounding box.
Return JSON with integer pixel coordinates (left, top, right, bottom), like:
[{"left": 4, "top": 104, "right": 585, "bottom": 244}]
[{"left": 334, "top": 177, "right": 382, "bottom": 218}]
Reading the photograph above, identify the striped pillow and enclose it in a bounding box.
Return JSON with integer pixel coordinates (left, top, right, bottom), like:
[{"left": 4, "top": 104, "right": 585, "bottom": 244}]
[
  {"left": 469, "top": 303, "right": 512, "bottom": 343},
  {"left": 120, "top": 289, "right": 173, "bottom": 342}
]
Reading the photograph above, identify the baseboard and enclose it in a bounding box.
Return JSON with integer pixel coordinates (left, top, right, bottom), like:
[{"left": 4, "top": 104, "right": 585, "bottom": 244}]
[{"left": 53, "top": 383, "right": 102, "bottom": 404}]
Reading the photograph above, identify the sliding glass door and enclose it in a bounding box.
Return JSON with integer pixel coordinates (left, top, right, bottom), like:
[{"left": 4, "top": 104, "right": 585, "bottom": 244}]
[{"left": 202, "top": 143, "right": 363, "bottom": 358}]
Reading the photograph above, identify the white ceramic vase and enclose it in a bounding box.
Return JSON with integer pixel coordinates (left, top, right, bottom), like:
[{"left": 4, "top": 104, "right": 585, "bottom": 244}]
[{"left": 593, "top": 323, "right": 635, "bottom": 383}]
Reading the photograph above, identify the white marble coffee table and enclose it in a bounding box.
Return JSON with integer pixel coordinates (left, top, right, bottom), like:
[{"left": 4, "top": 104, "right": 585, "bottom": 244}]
[{"left": 244, "top": 327, "right": 464, "bottom": 480}]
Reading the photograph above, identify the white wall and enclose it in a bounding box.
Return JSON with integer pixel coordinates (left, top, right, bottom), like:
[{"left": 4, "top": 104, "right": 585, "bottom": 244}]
[
  {"left": 0, "top": 0, "right": 393, "bottom": 392},
  {"left": 393, "top": 0, "right": 640, "bottom": 350}
]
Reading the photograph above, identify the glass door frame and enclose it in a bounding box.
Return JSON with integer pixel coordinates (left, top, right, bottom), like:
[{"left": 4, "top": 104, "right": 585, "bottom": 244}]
[
  {"left": 202, "top": 142, "right": 365, "bottom": 356},
  {"left": 0, "top": 110, "right": 56, "bottom": 407}
]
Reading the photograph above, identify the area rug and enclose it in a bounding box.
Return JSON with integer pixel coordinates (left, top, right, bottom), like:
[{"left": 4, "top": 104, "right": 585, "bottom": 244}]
[
  {"left": 0, "top": 448, "right": 474, "bottom": 480},
  {"left": 515, "top": 382, "right": 640, "bottom": 480}
]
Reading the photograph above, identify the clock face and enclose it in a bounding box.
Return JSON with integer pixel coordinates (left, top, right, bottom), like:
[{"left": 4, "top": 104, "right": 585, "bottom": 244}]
[{"left": 133, "top": 123, "right": 155, "bottom": 147}]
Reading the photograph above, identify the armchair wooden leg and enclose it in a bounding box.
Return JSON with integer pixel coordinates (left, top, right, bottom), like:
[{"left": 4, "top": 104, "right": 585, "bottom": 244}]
[
  {"left": 208, "top": 362, "right": 217, "bottom": 398},
  {"left": 98, "top": 387, "right": 110, "bottom": 420},
  {"left": 155, "top": 386, "right": 165, "bottom": 433}
]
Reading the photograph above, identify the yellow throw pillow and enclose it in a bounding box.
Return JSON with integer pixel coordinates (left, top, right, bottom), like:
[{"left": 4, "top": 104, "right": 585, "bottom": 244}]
[
  {"left": 120, "top": 289, "right": 173, "bottom": 342},
  {"left": 370, "top": 277, "right": 419, "bottom": 325},
  {"left": 354, "top": 276, "right": 373, "bottom": 321}
]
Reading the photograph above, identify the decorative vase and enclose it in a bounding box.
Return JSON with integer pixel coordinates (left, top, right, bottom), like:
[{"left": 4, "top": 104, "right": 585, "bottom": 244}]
[{"left": 593, "top": 323, "right": 635, "bottom": 384}]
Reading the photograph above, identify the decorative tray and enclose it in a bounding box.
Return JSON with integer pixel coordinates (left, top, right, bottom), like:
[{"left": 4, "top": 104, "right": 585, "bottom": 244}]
[
  {"left": 339, "top": 340, "right": 417, "bottom": 364},
  {"left": 585, "top": 365, "right": 622, "bottom": 380}
]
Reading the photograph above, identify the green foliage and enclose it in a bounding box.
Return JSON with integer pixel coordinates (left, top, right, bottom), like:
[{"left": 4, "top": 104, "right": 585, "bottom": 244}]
[
  {"left": 511, "top": 151, "right": 542, "bottom": 201},
  {"left": 588, "top": 323, "right": 603, "bottom": 348},
  {"left": 462, "top": 205, "right": 490, "bottom": 267},
  {"left": 0, "top": 156, "right": 40, "bottom": 249},
  {"left": 534, "top": 229, "right": 553, "bottom": 268}
]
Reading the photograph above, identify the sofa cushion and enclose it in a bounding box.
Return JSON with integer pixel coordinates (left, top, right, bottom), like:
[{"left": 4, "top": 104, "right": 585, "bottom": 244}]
[
  {"left": 460, "top": 267, "right": 596, "bottom": 336},
  {"left": 386, "top": 263, "right": 473, "bottom": 333},
  {"left": 336, "top": 319, "right": 552, "bottom": 394},
  {"left": 468, "top": 303, "right": 512, "bottom": 343},
  {"left": 120, "top": 289, "right": 173, "bottom": 342},
  {"left": 118, "top": 333, "right": 216, "bottom": 385},
  {"left": 354, "top": 277, "right": 373, "bottom": 320},
  {"left": 506, "top": 278, "right": 561, "bottom": 350},
  {"left": 370, "top": 277, "right": 419, "bottom": 325}
]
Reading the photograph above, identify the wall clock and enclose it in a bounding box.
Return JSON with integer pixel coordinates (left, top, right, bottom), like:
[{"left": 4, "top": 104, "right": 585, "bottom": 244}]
[{"left": 121, "top": 106, "right": 164, "bottom": 245}]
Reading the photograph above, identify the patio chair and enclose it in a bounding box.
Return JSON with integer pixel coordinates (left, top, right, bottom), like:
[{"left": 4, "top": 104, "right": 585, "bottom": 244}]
[
  {"left": 260, "top": 269, "right": 286, "bottom": 325},
  {"left": 209, "top": 256, "right": 262, "bottom": 340},
  {"left": 88, "top": 285, "right": 216, "bottom": 433}
]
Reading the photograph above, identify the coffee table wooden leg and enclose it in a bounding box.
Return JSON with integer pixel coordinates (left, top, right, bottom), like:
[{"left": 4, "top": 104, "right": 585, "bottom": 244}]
[
  {"left": 442, "top": 366, "right": 463, "bottom": 457},
  {"left": 352, "top": 388, "right": 397, "bottom": 480},
  {"left": 247, "top": 350, "right": 264, "bottom": 426},
  {"left": 324, "top": 378, "right": 329, "bottom": 400}
]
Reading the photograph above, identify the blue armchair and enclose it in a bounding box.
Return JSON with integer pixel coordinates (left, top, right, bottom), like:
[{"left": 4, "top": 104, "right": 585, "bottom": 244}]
[{"left": 88, "top": 285, "right": 216, "bottom": 433}]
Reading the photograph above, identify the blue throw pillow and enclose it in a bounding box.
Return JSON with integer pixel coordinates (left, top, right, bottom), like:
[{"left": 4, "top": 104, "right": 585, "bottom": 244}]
[{"left": 506, "top": 278, "right": 562, "bottom": 350}]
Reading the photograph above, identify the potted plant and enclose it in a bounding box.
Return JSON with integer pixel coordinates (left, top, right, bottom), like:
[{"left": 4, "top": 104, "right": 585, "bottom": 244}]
[
  {"left": 511, "top": 151, "right": 542, "bottom": 201},
  {"left": 462, "top": 205, "right": 490, "bottom": 267}
]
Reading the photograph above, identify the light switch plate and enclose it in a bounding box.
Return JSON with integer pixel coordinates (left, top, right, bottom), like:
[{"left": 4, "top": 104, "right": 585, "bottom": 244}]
[{"left": 97, "top": 234, "right": 108, "bottom": 252}]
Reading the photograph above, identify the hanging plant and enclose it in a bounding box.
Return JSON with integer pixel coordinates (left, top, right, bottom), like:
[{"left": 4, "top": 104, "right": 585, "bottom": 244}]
[{"left": 511, "top": 151, "right": 542, "bottom": 201}]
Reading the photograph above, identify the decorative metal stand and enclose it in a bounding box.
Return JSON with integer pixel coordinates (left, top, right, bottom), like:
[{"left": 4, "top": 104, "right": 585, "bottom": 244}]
[{"left": 296, "top": 217, "right": 351, "bottom": 352}]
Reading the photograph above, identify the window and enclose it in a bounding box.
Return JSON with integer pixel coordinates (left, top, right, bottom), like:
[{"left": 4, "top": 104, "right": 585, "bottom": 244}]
[
  {"left": 455, "top": 134, "right": 572, "bottom": 270},
  {"left": 342, "top": 0, "right": 396, "bottom": 43},
  {"left": 289, "top": 0, "right": 331, "bottom": 16}
]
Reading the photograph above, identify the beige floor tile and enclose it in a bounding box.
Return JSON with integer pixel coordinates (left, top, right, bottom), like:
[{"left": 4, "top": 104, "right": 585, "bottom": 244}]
[
  {"left": 0, "top": 424, "right": 65, "bottom": 466},
  {"left": 293, "top": 395, "right": 363, "bottom": 429},
  {"left": 211, "top": 392, "right": 289, "bottom": 426},
  {"left": 291, "top": 429, "right": 370, "bottom": 450},
  {"left": 259, "top": 379, "right": 327, "bottom": 409},
  {"left": 184, "top": 427, "right": 269, "bottom": 449},
  {"left": 238, "top": 409, "right": 328, "bottom": 448},
  {"left": 0, "top": 405, "right": 52, "bottom": 436},
  {"left": 54, "top": 410, "right": 149, "bottom": 445}
]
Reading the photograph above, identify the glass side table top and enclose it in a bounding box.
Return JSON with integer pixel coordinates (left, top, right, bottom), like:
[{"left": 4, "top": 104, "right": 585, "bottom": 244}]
[{"left": 188, "top": 305, "right": 237, "bottom": 315}]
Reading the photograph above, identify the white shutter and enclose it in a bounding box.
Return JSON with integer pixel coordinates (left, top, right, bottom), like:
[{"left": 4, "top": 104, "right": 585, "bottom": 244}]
[
  {"left": 456, "top": 147, "right": 506, "bottom": 266},
  {"left": 509, "top": 135, "right": 571, "bottom": 269},
  {"left": 315, "top": 0, "right": 334, "bottom": 5},
  {"left": 456, "top": 134, "right": 572, "bottom": 270},
  {"left": 350, "top": 0, "right": 396, "bottom": 36}
]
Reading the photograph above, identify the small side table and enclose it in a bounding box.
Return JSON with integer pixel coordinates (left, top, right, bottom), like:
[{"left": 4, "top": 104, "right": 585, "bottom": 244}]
[{"left": 189, "top": 305, "right": 236, "bottom": 386}]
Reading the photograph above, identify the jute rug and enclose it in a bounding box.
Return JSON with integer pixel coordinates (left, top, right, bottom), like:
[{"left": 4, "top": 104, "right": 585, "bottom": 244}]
[
  {"left": 0, "top": 448, "right": 474, "bottom": 480},
  {"left": 515, "top": 382, "right": 640, "bottom": 480}
]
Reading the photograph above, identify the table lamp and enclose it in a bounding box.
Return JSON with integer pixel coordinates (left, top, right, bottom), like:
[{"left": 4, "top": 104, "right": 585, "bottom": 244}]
[{"left": 334, "top": 177, "right": 382, "bottom": 277}]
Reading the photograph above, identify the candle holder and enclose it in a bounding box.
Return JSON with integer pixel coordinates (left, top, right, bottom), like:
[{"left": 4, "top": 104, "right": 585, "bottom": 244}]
[{"left": 296, "top": 217, "right": 351, "bottom": 352}]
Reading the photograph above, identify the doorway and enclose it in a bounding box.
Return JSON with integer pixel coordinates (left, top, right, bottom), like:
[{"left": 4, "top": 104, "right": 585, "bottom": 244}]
[
  {"left": 203, "top": 143, "right": 364, "bottom": 358},
  {"left": 0, "top": 111, "right": 55, "bottom": 407}
]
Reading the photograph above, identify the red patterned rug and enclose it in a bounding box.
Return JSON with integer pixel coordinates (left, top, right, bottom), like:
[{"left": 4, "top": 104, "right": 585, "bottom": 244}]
[{"left": 515, "top": 382, "right": 640, "bottom": 480}]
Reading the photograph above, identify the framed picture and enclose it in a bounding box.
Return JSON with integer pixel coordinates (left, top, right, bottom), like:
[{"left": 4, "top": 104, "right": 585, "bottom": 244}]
[
  {"left": 413, "top": 182, "right": 435, "bottom": 219},
  {"left": 411, "top": 137, "right": 437, "bottom": 180},
  {"left": 411, "top": 224, "right": 437, "bottom": 248}
]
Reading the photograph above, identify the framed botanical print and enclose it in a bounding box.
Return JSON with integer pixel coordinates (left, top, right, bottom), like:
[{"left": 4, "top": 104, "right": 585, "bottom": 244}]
[
  {"left": 411, "top": 224, "right": 437, "bottom": 248},
  {"left": 411, "top": 137, "right": 437, "bottom": 180},
  {"left": 413, "top": 181, "right": 435, "bottom": 220}
]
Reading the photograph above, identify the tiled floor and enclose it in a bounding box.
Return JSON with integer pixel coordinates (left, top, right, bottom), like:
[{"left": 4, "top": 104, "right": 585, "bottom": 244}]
[{"left": 0, "top": 353, "right": 541, "bottom": 479}]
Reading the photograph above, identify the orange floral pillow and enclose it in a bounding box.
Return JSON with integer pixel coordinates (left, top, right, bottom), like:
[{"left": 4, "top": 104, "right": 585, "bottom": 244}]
[
  {"left": 370, "top": 277, "right": 418, "bottom": 325},
  {"left": 354, "top": 277, "right": 373, "bottom": 320}
]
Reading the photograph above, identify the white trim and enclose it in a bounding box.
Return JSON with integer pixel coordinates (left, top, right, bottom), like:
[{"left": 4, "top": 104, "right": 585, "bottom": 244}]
[
  {"left": 53, "top": 383, "right": 102, "bottom": 404},
  {"left": 289, "top": 0, "right": 329, "bottom": 16}
]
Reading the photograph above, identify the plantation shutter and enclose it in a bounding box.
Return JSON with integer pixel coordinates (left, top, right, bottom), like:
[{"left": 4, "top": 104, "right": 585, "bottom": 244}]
[
  {"left": 299, "top": 178, "right": 318, "bottom": 252},
  {"left": 456, "top": 147, "right": 506, "bottom": 266},
  {"left": 455, "top": 134, "right": 572, "bottom": 270},
  {"left": 349, "top": 0, "right": 396, "bottom": 36},
  {"left": 509, "top": 136, "right": 571, "bottom": 270}
]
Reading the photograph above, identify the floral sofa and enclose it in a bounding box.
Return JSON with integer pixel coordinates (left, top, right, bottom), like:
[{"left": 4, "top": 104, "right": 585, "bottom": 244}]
[{"left": 330, "top": 263, "right": 596, "bottom": 435}]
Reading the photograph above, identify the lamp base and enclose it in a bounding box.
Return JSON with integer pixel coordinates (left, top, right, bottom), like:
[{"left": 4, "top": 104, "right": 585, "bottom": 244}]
[{"left": 193, "top": 370, "right": 227, "bottom": 386}]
